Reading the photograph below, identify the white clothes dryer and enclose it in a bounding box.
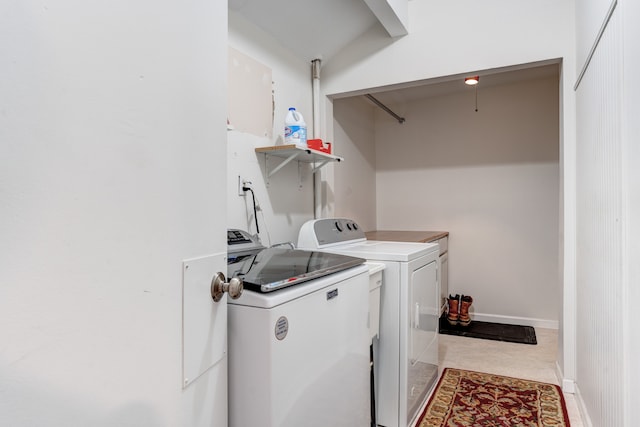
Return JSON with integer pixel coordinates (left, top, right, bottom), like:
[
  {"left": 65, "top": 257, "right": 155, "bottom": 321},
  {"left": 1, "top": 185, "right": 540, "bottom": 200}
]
[{"left": 298, "top": 218, "right": 440, "bottom": 427}]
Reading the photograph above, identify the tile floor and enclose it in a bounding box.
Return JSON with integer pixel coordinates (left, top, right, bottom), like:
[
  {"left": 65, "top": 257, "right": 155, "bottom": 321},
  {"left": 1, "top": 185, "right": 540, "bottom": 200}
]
[{"left": 436, "top": 328, "right": 583, "bottom": 426}]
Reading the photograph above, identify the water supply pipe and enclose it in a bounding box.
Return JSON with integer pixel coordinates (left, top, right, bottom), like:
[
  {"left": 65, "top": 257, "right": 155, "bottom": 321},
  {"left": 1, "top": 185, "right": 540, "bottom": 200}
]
[
  {"left": 311, "top": 59, "right": 321, "bottom": 219},
  {"left": 312, "top": 59, "right": 321, "bottom": 138}
]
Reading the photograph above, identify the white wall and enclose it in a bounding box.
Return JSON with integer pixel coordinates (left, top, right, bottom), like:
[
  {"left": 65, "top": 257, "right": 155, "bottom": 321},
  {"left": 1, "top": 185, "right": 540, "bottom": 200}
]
[
  {"left": 574, "top": 13, "right": 622, "bottom": 422},
  {"left": 322, "top": 0, "right": 575, "bottom": 96},
  {"left": 322, "top": 0, "right": 577, "bottom": 386},
  {"left": 372, "top": 76, "right": 560, "bottom": 326},
  {"left": 576, "top": 0, "right": 614, "bottom": 70},
  {"left": 622, "top": 1, "right": 640, "bottom": 424},
  {"left": 574, "top": 0, "right": 640, "bottom": 425},
  {"left": 0, "top": 1, "right": 228, "bottom": 426},
  {"left": 332, "top": 97, "right": 377, "bottom": 231},
  {"left": 227, "top": 12, "right": 315, "bottom": 246}
]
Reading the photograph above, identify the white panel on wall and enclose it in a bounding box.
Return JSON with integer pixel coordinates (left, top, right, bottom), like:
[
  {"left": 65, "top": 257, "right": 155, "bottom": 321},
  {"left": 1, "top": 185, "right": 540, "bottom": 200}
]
[
  {"left": 575, "top": 8, "right": 623, "bottom": 427},
  {"left": 182, "top": 254, "right": 227, "bottom": 388},
  {"left": 228, "top": 47, "right": 273, "bottom": 138}
]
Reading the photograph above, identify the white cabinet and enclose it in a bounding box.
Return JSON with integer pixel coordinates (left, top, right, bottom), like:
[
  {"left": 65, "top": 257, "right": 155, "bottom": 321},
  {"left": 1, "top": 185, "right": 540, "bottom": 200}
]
[{"left": 436, "top": 237, "right": 449, "bottom": 314}]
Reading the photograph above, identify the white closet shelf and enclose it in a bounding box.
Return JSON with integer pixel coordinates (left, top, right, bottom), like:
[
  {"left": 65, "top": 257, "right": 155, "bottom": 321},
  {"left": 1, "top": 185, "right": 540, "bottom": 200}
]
[{"left": 255, "top": 145, "right": 343, "bottom": 177}]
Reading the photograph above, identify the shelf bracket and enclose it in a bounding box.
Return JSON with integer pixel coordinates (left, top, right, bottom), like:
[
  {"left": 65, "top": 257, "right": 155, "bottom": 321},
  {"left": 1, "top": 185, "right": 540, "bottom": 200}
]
[
  {"left": 256, "top": 145, "right": 343, "bottom": 184},
  {"left": 311, "top": 159, "right": 331, "bottom": 173},
  {"left": 298, "top": 161, "right": 303, "bottom": 190},
  {"left": 267, "top": 151, "right": 301, "bottom": 177}
]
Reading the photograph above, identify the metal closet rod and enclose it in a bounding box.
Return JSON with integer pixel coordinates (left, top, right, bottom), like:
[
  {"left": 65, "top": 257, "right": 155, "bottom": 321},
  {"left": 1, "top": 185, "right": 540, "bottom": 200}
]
[{"left": 365, "top": 94, "right": 405, "bottom": 124}]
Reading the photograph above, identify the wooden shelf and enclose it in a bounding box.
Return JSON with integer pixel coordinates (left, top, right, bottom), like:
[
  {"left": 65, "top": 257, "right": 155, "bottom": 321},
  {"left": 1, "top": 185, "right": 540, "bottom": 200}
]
[{"left": 255, "top": 145, "right": 343, "bottom": 177}]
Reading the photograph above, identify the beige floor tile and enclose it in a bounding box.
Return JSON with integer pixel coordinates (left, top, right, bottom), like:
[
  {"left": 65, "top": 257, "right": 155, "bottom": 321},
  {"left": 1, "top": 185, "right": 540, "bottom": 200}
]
[{"left": 437, "top": 328, "right": 583, "bottom": 426}]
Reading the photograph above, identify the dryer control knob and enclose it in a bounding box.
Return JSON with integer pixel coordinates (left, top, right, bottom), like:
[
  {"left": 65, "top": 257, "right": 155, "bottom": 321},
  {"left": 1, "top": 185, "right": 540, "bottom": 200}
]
[{"left": 335, "top": 221, "right": 343, "bottom": 232}]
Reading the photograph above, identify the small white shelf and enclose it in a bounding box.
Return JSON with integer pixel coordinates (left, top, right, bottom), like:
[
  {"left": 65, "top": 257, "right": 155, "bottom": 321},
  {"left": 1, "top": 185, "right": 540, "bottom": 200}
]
[{"left": 255, "top": 145, "right": 343, "bottom": 178}]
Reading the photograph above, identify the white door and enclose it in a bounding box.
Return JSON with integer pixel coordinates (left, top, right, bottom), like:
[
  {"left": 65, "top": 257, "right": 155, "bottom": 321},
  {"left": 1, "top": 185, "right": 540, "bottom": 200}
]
[
  {"left": 180, "top": 1, "right": 230, "bottom": 425},
  {"left": 0, "top": 1, "right": 230, "bottom": 426}
]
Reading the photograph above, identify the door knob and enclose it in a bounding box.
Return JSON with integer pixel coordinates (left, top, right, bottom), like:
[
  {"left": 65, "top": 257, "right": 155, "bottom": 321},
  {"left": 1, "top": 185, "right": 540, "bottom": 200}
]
[{"left": 211, "top": 272, "right": 243, "bottom": 302}]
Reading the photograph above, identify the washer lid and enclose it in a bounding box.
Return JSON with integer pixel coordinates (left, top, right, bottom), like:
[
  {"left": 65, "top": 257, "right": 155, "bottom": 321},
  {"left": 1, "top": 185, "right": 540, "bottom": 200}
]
[
  {"left": 228, "top": 264, "right": 369, "bottom": 308},
  {"left": 227, "top": 247, "right": 365, "bottom": 292},
  {"left": 321, "top": 240, "right": 438, "bottom": 262}
]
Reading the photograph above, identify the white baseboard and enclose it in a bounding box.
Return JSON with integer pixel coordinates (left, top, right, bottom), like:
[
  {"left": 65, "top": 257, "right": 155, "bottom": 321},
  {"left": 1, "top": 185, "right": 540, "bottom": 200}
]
[
  {"left": 574, "top": 383, "right": 593, "bottom": 427},
  {"left": 562, "top": 378, "right": 575, "bottom": 393},
  {"left": 555, "top": 361, "right": 575, "bottom": 393},
  {"left": 471, "top": 312, "right": 559, "bottom": 329}
]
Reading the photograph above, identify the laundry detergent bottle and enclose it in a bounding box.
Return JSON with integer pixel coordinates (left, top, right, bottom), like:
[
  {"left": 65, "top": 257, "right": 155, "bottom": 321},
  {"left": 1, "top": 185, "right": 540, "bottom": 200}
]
[{"left": 284, "top": 107, "right": 307, "bottom": 148}]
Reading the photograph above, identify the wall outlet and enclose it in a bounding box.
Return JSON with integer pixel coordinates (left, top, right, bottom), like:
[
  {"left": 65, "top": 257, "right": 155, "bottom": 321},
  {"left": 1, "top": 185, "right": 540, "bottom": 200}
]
[{"left": 237, "top": 175, "right": 245, "bottom": 196}]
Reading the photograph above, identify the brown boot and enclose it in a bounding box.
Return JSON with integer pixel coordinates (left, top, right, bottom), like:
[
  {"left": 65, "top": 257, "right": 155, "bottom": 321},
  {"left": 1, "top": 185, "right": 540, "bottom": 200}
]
[
  {"left": 447, "top": 294, "right": 460, "bottom": 325},
  {"left": 459, "top": 295, "right": 473, "bottom": 326}
]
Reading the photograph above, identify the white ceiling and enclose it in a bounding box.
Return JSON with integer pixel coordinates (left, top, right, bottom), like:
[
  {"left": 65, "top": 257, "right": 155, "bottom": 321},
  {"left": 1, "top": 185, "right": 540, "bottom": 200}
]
[
  {"left": 228, "top": 2, "right": 560, "bottom": 109},
  {"left": 228, "top": 0, "right": 380, "bottom": 63}
]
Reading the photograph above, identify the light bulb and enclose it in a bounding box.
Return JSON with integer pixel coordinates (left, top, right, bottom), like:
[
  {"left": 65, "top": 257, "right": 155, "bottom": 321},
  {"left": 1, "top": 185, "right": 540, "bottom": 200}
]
[{"left": 464, "top": 76, "right": 479, "bottom": 85}]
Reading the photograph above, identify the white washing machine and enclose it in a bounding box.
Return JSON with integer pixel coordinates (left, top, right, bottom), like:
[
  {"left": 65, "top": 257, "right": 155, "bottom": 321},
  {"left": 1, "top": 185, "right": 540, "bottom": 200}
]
[
  {"left": 298, "top": 219, "right": 440, "bottom": 427},
  {"left": 226, "top": 230, "right": 372, "bottom": 427}
]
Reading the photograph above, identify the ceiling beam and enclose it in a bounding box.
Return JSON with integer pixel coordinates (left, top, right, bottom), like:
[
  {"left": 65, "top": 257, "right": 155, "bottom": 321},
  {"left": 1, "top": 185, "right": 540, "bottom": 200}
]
[{"left": 363, "top": 0, "right": 408, "bottom": 37}]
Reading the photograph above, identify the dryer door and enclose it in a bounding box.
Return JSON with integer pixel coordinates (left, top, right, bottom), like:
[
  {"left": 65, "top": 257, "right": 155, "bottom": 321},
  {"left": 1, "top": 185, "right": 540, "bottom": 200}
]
[
  {"left": 407, "top": 259, "right": 439, "bottom": 424},
  {"left": 409, "top": 260, "right": 438, "bottom": 363}
]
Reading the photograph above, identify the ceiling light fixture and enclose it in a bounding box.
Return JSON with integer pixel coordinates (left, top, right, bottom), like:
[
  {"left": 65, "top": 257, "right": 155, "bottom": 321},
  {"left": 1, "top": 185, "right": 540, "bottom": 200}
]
[
  {"left": 464, "top": 76, "right": 480, "bottom": 112},
  {"left": 464, "top": 76, "right": 479, "bottom": 85}
]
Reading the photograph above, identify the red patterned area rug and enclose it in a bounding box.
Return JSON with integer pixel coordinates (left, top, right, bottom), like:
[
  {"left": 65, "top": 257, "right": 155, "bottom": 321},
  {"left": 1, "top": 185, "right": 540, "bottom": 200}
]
[{"left": 416, "top": 368, "right": 570, "bottom": 427}]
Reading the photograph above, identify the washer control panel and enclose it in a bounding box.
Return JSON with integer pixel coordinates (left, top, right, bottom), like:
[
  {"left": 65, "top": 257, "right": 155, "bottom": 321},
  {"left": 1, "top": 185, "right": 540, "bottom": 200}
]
[
  {"left": 298, "top": 218, "right": 366, "bottom": 248},
  {"left": 227, "top": 229, "right": 264, "bottom": 255}
]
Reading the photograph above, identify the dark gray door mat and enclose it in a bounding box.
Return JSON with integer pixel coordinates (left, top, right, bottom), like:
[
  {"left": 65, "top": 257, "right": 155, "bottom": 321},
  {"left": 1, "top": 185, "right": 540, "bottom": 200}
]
[{"left": 438, "top": 315, "right": 537, "bottom": 345}]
